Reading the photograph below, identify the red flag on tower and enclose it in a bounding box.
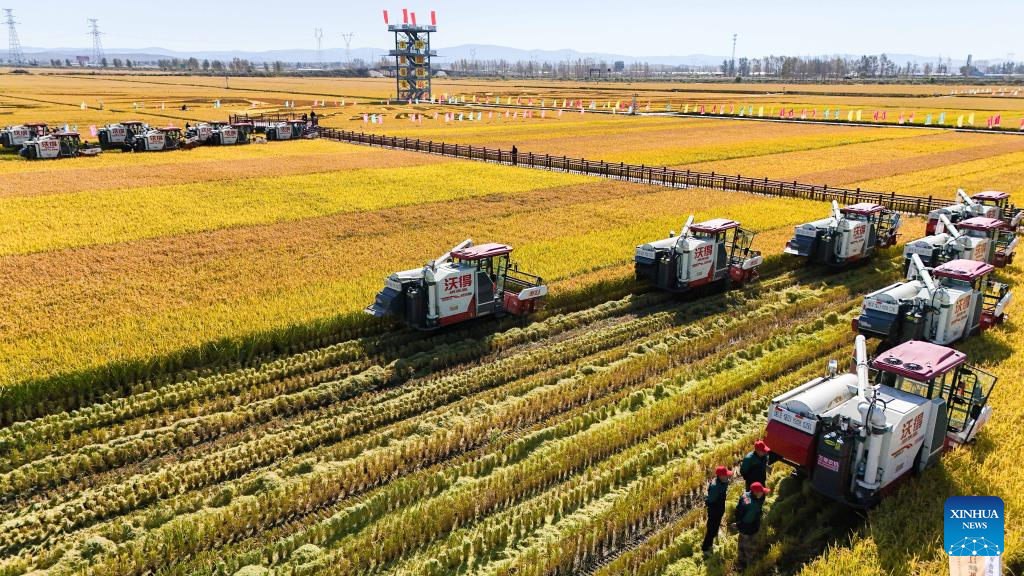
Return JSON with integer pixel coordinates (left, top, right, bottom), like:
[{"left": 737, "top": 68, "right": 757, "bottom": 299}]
[
  {"left": 402, "top": 8, "right": 409, "bottom": 24},
  {"left": 383, "top": 10, "right": 389, "bottom": 24},
  {"left": 431, "top": 10, "right": 437, "bottom": 25}
]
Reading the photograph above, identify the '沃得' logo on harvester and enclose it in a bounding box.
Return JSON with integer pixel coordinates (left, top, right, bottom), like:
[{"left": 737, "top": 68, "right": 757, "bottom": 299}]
[{"left": 945, "top": 496, "right": 1004, "bottom": 576}]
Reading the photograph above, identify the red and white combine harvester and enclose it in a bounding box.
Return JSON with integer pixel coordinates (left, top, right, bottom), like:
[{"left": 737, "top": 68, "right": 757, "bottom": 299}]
[
  {"left": 785, "top": 201, "right": 901, "bottom": 267},
  {"left": 1, "top": 122, "right": 48, "bottom": 149},
  {"left": 765, "top": 335, "right": 995, "bottom": 507},
  {"left": 855, "top": 255, "right": 1011, "bottom": 347},
  {"left": 634, "top": 216, "right": 763, "bottom": 292},
  {"left": 904, "top": 213, "right": 1017, "bottom": 272},
  {"left": 97, "top": 121, "right": 149, "bottom": 151},
  {"left": 365, "top": 240, "right": 547, "bottom": 330},
  {"left": 925, "top": 189, "right": 1023, "bottom": 234},
  {"left": 19, "top": 131, "right": 101, "bottom": 160}
]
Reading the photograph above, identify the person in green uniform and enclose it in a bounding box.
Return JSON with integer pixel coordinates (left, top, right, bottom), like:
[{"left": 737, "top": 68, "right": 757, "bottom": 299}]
[
  {"left": 740, "top": 440, "right": 772, "bottom": 489},
  {"left": 734, "top": 481, "right": 770, "bottom": 571},
  {"left": 702, "top": 465, "right": 734, "bottom": 558}
]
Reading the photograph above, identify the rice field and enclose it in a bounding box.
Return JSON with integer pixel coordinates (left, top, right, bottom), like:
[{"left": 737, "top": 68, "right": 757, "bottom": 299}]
[{"left": 0, "top": 72, "right": 1021, "bottom": 576}]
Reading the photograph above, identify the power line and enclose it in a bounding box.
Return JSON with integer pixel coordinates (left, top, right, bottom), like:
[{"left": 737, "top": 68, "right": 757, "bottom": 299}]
[
  {"left": 4, "top": 8, "right": 25, "bottom": 65},
  {"left": 314, "top": 27, "right": 323, "bottom": 68},
  {"left": 87, "top": 18, "right": 105, "bottom": 65},
  {"left": 340, "top": 32, "right": 354, "bottom": 67}
]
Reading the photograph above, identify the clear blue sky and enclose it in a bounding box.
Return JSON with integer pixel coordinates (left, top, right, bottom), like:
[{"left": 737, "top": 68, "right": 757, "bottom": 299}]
[{"left": 5, "top": 0, "right": 1022, "bottom": 60}]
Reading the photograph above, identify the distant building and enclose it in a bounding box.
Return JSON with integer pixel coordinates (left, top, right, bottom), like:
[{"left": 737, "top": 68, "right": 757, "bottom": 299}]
[{"left": 613, "top": 60, "right": 625, "bottom": 72}]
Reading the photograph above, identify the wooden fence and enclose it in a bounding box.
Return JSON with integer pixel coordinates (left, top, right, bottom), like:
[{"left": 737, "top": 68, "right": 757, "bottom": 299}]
[{"left": 316, "top": 128, "right": 948, "bottom": 215}]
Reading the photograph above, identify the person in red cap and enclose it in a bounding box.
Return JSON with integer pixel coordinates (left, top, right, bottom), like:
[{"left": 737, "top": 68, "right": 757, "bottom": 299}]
[
  {"left": 740, "top": 439, "right": 773, "bottom": 490},
  {"left": 733, "top": 481, "right": 771, "bottom": 570},
  {"left": 701, "top": 465, "right": 734, "bottom": 557}
]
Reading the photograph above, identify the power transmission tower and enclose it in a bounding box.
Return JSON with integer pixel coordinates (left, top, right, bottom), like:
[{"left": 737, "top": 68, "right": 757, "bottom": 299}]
[
  {"left": 314, "top": 28, "right": 323, "bottom": 68},
  {"left": 88, "top": 18, "right": 105, "bottom": 66},
  {"left": 340, "top": 32, "right": 354, "bottom": 67},
  {"left": 4, "top": 9, "right": 25, "bottom": 65},
  {"left": 730, "top": 33, "right": 737, "bottom": 76}
]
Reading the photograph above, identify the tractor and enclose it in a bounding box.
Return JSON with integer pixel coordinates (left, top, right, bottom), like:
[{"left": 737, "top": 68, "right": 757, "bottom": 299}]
[
  {"left": 925, "top": 189, "right": 1022, "bottom": 234},
  {"left": 365, "top": 240, "right": 548, "bottom": 330},
  {"left": 634, "top": 216, "right": 763, "bottom": 293},
  {"left": 854, "top": 254, "right": 1011, "bottom": 347},
  {"left": 266, "top": 122, "right": 293, "bottom": 141},
  {"left": 19, "top": 131, "right": 101, "bottom": 160},
  {"left": 903, "top": 214, "right": 1017, "bottom": 272},
  {"left": 98, "top": 121, "right": 149, "bottom": 151},
  {"left": 764, "top": 335, "right": 995, "bottom": 507},
  {"left": 785, "top": 201, "right": 901, "bottom": 267}
]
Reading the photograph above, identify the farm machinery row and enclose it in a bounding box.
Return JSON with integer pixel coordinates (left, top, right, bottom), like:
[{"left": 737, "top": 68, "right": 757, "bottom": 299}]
[
  {"left": 0, "top": 116, "right": 314, "bottom": 160},
  {"left": 365, "top": 187, "right": 1016, "bottom": 508}
]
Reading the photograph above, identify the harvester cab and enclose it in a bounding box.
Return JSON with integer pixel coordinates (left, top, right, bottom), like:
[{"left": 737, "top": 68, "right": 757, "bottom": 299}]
[
  {"left": 266, "top": 122, "right": 293, "bottom": 141},
  {"left": 98, "top": 121, "right": 148, "bottom": 150},
  {"left": 785, "top": 201, "right": 901, "bottom": 267},
  {"left": 634, "top": 216, "right": 763, "bottom": 292},
  {"left": 765, "top": 335, "right": 995, "bottom": 507},
  {"left": 856, "top": 254, "right": 1011, "bottom": 346},
  {"left": 160, "top": 127, "right": 183, "bottom": 151},
  {"left": 973, "top": 190, "right": 1023, "bottom": 231},
  {"left": 232, "top": 122, "right": 254, "bottom": 143},
  {"left": 19, "top": 131, "right": 100, "bottom": 160},
  {"left": 288, "top": 119, "right": 309, "bottom": 138},
  {"left": 903, "top": 213, "right": 1017, "bottom": 271},
  {"left": 365, "top": 240, "right": 548, "bottom": 330}
]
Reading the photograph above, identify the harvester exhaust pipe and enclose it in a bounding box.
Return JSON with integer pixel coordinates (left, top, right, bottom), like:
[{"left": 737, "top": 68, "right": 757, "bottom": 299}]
[
  {"left": 831, "top": 200, "right": 843, "bottom": 222},
  {"left": 854, "top": 334, "right": 869, "bottom": 400},
  {"left": 956, "top": 188, "right": 977, "bottom": 207},
  {"left": 435, "top": 239, "right": 473, "bottom": 266},
  {"left": 854, "top": 335, "right": 886, "bottom": 489}
]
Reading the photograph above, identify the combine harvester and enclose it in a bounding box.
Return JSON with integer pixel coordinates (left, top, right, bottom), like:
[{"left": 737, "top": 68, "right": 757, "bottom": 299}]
[
  {"left": 904, "top": 214, "right": 1017, "bottom": 271},
  {"left": 266, "top": 122, "right": 294, "bottom": 141},
  {"left": 1, "top": 123, "right": 48, "bottom": 149},
  {"left": 186, "top": 122, "right": 214, "bottom": 144},
  {"left": 365, "top": 240, "right": 547, "bottom": 329},
  {"left": 925, "top": 189, "right": 1023, "bottom": 233},
  {"left": 19, "top": 131, "right": 101, "bottom": 159},
  {"left": 209, "top": 123, "right": 251, "bottom": 145},
  {"left": 634, "top": 216, "right": 763, "bottom": 292},
  {"left": 129, "top": 126, "right": 184, "bottom": 152},
  {"left": 855, "top": 255, "right": 1011, "bottom": 347},
  {"left": 765, "top": 335, "right": 995, "bottom": 507},
  {"left": 97, "top": 121, "right": 149, "bottom": 151},
  {"left": 784, "top": 201, "right": 901, "bottom": 267}
]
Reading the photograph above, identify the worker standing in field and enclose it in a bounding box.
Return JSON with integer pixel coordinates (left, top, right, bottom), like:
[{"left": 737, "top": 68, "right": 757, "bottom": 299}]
[
  {"left": 511, "top": 145, "right": 518, "bottom": 166},
  {"left": 740, "top": 440, "right": 772, "bottom": 490},
  {"left": 310, "top": 110, "right": 318, "bottom": 126},
  {"left": 733, "top": 482, "right": 770, "bottom": 571},
  {"left": 702, "top": 465, "right": 733, "bottom": 558}
]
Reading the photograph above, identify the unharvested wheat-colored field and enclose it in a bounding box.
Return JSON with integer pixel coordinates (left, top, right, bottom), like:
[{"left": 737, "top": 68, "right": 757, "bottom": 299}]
[{"left": 0, "top": 73, "right": 1020, "bottom": 576}]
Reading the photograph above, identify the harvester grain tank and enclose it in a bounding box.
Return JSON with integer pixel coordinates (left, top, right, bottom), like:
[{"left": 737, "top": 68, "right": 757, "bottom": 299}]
[
  {"left": 903, "top": 214, "right": 1017, "bottom": 271},
  {"left": 0, "top": 122, "right": 47, "bottom": 148},
  {"left": 634, "top": 216, "right": 763, "bottom": 292},
  {"left": 785, "top": 201, "right": 901, "bottom": 267},
  {"left": 98, "top": 121, "right": 148, "bottom": 151},
  {"left": 19, "top": 131, "right": 101, "bottom": 159},
  {"left": 764, "top": 335, "right": 995, "bottom": 506},
  {"left": 925, "top": 189, "right": 1022, "bottom": 233},
  {"left": 365, "top": 240, "right": 548, "bottom": 329},
  {"left": 854, "top": 255, "right": 1011, "bottom": 346}
]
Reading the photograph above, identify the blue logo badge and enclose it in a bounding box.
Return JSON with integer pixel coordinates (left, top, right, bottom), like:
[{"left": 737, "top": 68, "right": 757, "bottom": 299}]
[{"left": 945, "top": 496, "right": 1004, "bottom": 557}]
